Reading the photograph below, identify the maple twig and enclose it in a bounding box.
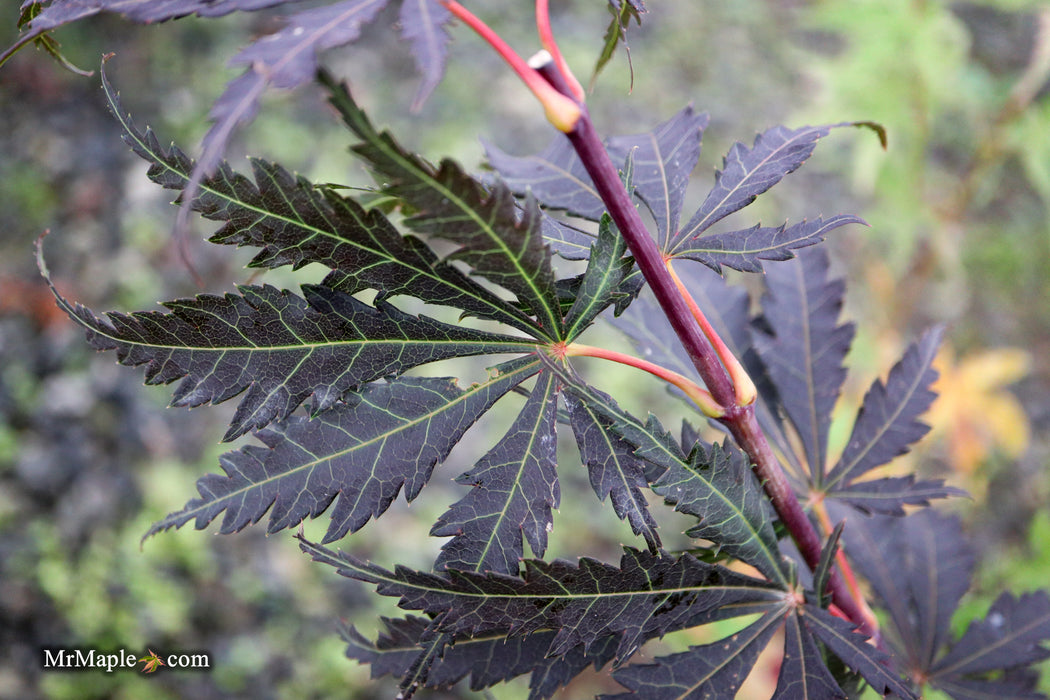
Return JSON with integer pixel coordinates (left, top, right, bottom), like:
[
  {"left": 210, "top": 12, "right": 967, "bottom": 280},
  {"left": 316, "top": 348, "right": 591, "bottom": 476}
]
[
  {"left": 534, "top": 0, "right": 585, "bottom": 101},
  {"left": 532, "top": 57, "right": 878, "bottom": 639},
  {"left": 441, "top": 0, "right": 581, "bottom": 132}
]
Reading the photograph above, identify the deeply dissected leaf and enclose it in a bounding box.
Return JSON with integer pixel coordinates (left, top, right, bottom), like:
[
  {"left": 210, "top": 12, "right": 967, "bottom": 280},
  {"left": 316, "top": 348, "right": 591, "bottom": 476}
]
[
  {"left": 145, "top": 357, "right": 539, "bottom": 543},
  {"left": 604, "top": 105, "right": 708, "bottom": 248},
  {"left": 674, "top": 122, "right": 861, "bottom": 245},
  {"left": 101, "top": 67, "right": 539, "bottom": 336},
  {"left": 323, "top": 71, "right": 564, "bottom": 338},
  {"left": 754, "top": 247, "right": 854, "bottom": 484},
  {"left": 801, "top": 605, "right": 917, "bottom": 699},
  {"left": 605, "top": 611, "right": 785, "bottom": 699},
  {"left": 303, "top": 539, "right": 787, "bottom": 665},
  {"left": 432, "top": 370, "right": 560, "bottom": 575},
  {"left": 826, "top": 326, "right": 944, "bottom": 489},
  {"left": 484, "top": 135, "right": 606, "bottom": 221},
  {"left": 827, "top": 475, "right": 965, "bottom": 516},
  {"left": 932, "top": 592, "right": 1050, "bottom": 679},
  {"left": 651, "top": 439, "right": 788, "bottom": 586},
  {"left": 564, "top": 390, "right": 660, "bottom": 551},
  {"left": 343, "top": 616, "right": 619, "bottom": 700},
  {"left": 671, "top": 215, "right": 865, "bottom": 273},
  {"left": 540, "top": 356, "right": 684, "bottom": 480},
  {"left": 773, "top": 613, "right": 846, "bottom": 700},
  {"left": 41, "top": 254, "right": 535, "bottom": 441},
  {"left": 485, "top": 104, "right": 707, "bottom": 247},
  {"left": 842, "top": 510, "right": 974, "bottom": 671},
  {"left": 2, "top": 0, "right": 300, "bottom": 70},
  {"left": 398, "top": 0, "right": 453, "bottom": 110},
  {"left": 563, "top": 215, "right": 639, "bottom": 338},
  {"left": 840, "top": 508, "right": 1050, "bottom": 698}
]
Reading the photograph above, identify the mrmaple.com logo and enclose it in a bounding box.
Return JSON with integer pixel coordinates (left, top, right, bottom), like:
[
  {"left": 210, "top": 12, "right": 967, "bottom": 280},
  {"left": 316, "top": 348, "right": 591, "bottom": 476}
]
[{"left": 41, "top": 647, "right": 211, "bottom": 673}]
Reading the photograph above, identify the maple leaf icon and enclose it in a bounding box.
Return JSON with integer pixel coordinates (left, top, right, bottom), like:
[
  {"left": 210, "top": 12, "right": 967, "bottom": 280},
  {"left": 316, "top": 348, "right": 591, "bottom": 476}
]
[{"left": 138, "top": 649, "right": 165, "bottom": 674}]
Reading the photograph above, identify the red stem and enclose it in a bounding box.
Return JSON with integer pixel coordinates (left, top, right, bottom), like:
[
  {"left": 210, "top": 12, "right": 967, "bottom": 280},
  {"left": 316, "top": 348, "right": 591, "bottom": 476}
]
[{"left": 536, "top": 58, "right": 877, "bottom": 639}]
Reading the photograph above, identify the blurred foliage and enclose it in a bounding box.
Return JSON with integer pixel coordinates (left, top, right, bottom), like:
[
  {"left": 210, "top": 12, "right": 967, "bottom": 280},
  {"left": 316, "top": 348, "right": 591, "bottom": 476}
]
[{"left": 0, "top": 0, "right": 1047, "bottom": 698}]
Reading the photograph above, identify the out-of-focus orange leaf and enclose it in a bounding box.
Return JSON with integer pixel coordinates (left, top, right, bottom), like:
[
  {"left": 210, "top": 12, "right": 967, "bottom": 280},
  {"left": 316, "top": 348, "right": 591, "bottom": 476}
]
[{"left": 927, "top": 344, "right": 1031, "bottom": 475}]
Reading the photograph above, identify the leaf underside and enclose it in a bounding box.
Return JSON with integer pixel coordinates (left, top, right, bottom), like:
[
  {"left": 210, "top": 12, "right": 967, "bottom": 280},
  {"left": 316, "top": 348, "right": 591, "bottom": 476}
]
[
  {"left": 101, "top": 65, "right": 541, "bottom": 337},
  {"left": 146, "top": 357, "right": 540, "bottom": 544}
]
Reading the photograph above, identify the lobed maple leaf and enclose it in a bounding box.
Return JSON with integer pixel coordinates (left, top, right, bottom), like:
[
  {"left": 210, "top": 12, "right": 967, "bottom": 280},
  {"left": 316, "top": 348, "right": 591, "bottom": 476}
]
[
  {"left": 101, "top": 66, "right": 541, "bottom": 336},
  {"left": 488, "top": 111, "right": 869, "bottom": 274},
  {"left": 342, "top": 615, "right": 619, "bottom": 699},
  {"left": 322, "top": 71, "right": 565, "bottom": 339},
  {"left": 842, "top": 509, "right": 1050, "bottom": 699},
  {"left": 145, "top": 357, "right": 540, "bottom": 543},
  {"left": 752, "top": 248, "right": 961, "bottom": 513},
  {"left": 40, "top": 265, "right": 536, "bottom": 442},
  {"left": 4, "top": 0, "right": 463, "bottom": 232}
]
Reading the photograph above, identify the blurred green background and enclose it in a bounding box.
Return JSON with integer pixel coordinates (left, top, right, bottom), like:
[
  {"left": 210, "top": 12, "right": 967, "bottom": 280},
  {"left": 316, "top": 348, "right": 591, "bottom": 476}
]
[{"left": 0, "top": 1, "right": 1048, "bottom": 698}]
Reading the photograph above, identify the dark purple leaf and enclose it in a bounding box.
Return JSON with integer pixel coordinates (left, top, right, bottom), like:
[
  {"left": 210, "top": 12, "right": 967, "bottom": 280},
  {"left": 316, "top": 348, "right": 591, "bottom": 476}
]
[
  {"left": 842, "top": 510, "right": 975, "bottom": 671},
  {"left": 830, "top": 475, "right": 966, "bottom": 516},
  {"left": 825, "top": 326, "right": 944, "bottom": 489},
  {"left": 676, "top": 122, "right": 849, "bottom": 244},
  {"left": 302, "top": 539, "right": 785, "bottom": 665},
  {"left": 773, "top": 613, "right": 846, "bottom": 700},
  {"left": 200, "top": 0, "right": 390, "bottom": 175},
  {"left": 931, "top": 592, "right": 1050, "bottom": 680},
  {"left": 604, "top": 105, "right": 708, "bottom": 248},
  {"left": 485, "top": 104, "right": 707, "bottom": 250},
  {"left": 932, "top": 674, "right": 1047, "bottom": 700},
  {"left": 399, "top": 0, "right": 453, "bottom": 110},
  {"left": 604, "top": 611, "right": 784, "bottom": 699},
  {"left": 323, "top": 72, "right": 563, "bottom": 338},
  {"left": 565, "top": 390, "right": 660, "bottom": 551},
  {"left": 564, "top": 215, "right": 639, "bottom": 338},
  {"left": 539, "top": 214, "right": 598, "bottom": 261},
  {"left": 2, "top": 0, "right": 302, "bottom": 68},
  {"left": 671, "top": 215, "right": 865, "bottom": 273},
  {"left": 145, "top": 357, "right": 538, "bottom": 543},
  {"left": 342, "top": 616, "right": 619, "bottom": 700},
  {"left": 101, "top": 66, "right": 542, "bottom": 336},
  {"left": 754, "top": 247, "right": 854, "bottom": 483},
  {"left": 432, "top": 370, "right": 561, "bottom": 575},
  {"left": 652, "top": 440, "right": 787, "bottom": 586},
  {"left": 40, "top": 248, "right": 536, "bottom": 441},
  {"left": 802, "top": 605, "right": 918, "bottom": 699},
  {"left": 483, "top": 135, "right": 605, "bottom": 220}
]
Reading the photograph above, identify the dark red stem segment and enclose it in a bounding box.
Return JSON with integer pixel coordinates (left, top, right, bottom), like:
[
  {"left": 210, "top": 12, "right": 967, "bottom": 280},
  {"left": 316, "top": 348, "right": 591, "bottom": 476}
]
[
  {"left": 563, "top": 109, "right": 737, "bottom": 409},
  {"left": 538, "top": 61, "right": 877, "bottom": 639}
]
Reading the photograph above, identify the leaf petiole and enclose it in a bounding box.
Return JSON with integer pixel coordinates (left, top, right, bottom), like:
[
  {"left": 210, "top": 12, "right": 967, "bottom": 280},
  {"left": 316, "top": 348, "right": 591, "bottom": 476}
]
[
  {"left": 666, "top": 259, "right": 758, "bottom": 407},
  {"left": 440, "top": 0, "right": 581, "bottom": 132},
  {"left": 564, "top": 342, "right": 725, "bottom": 418}
]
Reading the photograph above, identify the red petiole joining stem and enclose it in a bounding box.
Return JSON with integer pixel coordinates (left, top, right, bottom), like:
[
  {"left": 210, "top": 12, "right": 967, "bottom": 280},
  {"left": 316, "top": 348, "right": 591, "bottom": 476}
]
[
  {"left": 565, "top": 343, "right": 724, "bottom": 417},
  {"left": 450, "top": 3, "right": 879, "bottom": 640}
]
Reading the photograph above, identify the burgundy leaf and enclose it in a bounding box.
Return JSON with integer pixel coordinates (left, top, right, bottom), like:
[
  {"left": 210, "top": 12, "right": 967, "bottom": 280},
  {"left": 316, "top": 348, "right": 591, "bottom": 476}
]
[
  {"left": 931, "top": 592, "right": 1050, "bottom": 681},
  {"left": 342, "top": 616, "right": 618, "bottom": 700},
  {"left": 399, "top": 0, "right": 453, "bottom": 109},
  {"left": 432, "top": 370, "right": 561, "bottom": 575},
  {"left": 802, "top": 605, "right": 917, "bottom": 699},
  {"left": 565, "top": 390, "right": 661, "bottom": 551},
  {"left": 826, "top": 326, "right": 944, "bottom": 488},
  {"left": 671, "top": 215, "right": 865, "bottom": 274},
  {"left": 754, "top": 247, "right": 854, "bottom": 482},
  {"left": 830, "top": 475, "right": 965, "bottom": 516},
  {"left": 604, "top": 611, "right": 784, "bottom": 699},
  {"left": 604, "top": 105, "right": 708, "bottom": 248},
  {"left": 676, "top": 122, "right": 848, "bottom": 244},
  {"left": 773, "top": 613, "right": 846, "bottom": 700},
  {"left": 842, "top": 510, "right": 975, "bottom": 671}
]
